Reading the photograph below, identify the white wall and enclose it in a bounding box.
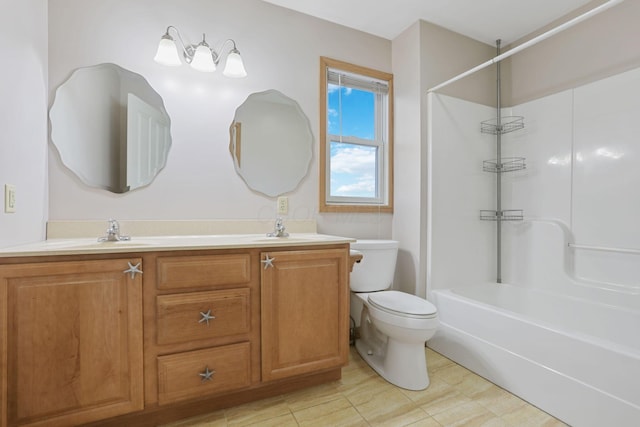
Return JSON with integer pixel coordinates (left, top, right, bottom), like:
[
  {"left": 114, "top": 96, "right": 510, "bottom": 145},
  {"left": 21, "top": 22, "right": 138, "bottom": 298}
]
[
  {"left": 47, "top": 0, "right": 393, "bottom": 238},
  {"left": 427, "top": 94, "right": 496, "bottom": 290},
  {"left": 501, "top": 67, "right": 640, "bottom": 295},
  {"left": 569, "top": 67, "right": 640, "bottom": 290},
  {"left": 430, "top": 67, "right": 640, "bottom": 301},
  {"left": 0, "top": 0, "right": 49, "bottom": 248},
  {"left": 500, "top": 91, "right": 575, "bottom": 290}
]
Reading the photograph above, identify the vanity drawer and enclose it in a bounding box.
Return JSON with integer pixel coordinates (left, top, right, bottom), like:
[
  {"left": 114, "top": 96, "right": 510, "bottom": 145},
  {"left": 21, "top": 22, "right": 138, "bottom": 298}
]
[
  {"left": 157, "top": 254, "right": 251, "bottom": 290},
  {"left": 157, "top": 289, "right": 251, "bottom": 345},
  {"left": 157, "top": 342, "right": 251, "bottom": 405}
]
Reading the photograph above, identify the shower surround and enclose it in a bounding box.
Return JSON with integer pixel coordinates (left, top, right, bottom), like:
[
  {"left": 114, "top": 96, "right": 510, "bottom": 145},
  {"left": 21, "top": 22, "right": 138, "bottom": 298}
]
[{"left": 427, "top": 67, "right": 640, "bottom": 426}]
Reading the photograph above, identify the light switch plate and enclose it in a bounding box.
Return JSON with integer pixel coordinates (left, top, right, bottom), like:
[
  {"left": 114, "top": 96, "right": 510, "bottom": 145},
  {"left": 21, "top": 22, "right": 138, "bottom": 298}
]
[{"left": 5, "top": 184, "right": 16, "bottom": 213}]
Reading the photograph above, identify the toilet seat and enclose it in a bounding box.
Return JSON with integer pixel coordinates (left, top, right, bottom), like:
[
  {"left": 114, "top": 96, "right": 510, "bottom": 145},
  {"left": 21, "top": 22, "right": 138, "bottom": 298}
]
[{"left": 367, "top": 291, "right": 437, "bottom": 319}]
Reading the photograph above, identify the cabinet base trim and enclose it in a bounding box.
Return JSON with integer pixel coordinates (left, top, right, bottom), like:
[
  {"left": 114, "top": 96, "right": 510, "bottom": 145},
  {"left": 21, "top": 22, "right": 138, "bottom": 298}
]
[{"left": 84, "top": 368, "right": 342, "bottom": 427}]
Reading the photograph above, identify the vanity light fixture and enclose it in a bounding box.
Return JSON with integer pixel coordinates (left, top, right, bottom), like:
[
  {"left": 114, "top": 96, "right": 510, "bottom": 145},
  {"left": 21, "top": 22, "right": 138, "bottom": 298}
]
[{"left": 153, "top": 26, "right": 247, "bottom": 77}]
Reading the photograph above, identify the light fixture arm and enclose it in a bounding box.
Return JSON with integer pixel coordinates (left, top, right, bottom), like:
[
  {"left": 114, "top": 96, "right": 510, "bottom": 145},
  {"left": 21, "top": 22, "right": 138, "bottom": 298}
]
[
  {"left": 164, "top": 26, "right": 217, "bottom": 65},
  {"left": 162, "top": 26, "right": 190, "bottom": 60},
  {"left": 214, "top": 39, "right": 240, "bottom": 63}
]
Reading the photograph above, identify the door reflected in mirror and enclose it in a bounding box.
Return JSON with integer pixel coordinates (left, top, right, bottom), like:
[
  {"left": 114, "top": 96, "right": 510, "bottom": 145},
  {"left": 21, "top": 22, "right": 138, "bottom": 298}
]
[
  {"left": 50, "top": 63, "right": 171, "bottom": 193},
  {"left": 229, "top": 90, "right": 313, "bottom": 197}
]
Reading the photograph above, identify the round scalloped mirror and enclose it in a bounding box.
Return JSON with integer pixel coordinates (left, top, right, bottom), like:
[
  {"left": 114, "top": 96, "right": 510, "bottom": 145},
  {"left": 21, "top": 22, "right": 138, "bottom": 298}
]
[
  {"left": 50, "top": 63, "right": 171, "bottom": 193},
  {"left": 229, "top": 90, "right": 313, "bottom": 197}
]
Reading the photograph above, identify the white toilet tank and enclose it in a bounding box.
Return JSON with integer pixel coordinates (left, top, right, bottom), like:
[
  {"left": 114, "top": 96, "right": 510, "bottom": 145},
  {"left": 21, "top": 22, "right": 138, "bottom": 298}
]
[{"left": 350, "top": 240, "right": 399, "bottom": 292}]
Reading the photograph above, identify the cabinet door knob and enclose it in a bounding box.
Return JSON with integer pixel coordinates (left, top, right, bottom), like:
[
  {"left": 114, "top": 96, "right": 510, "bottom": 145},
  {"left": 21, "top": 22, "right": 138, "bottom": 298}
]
[
  {"left": 199, "top": 366, "right": 215, "bottom": 382},
  {"left": 261, "top": 254, "right": 275, "bottom": 269},
  {"left": 198, "top": 309, "right": 216, "bottom": 325},
  {"left": 123, "top": 262, "right": 143, "bottom": 278}
]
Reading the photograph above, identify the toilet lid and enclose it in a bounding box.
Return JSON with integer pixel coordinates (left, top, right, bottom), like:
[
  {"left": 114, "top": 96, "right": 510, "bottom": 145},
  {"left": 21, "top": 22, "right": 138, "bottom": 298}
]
[{"left": 367, "top": 291, "right": 437, "bottom": 318}]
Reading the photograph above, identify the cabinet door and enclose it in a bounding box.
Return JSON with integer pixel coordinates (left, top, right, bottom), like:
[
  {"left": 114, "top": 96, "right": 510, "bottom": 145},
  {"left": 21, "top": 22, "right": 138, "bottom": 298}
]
[
  {"left": 261, "top": 248, "right": 349, "bottom": 381},
  {"left": 0, "top": 258, "right": 143, "bottom": 426}
]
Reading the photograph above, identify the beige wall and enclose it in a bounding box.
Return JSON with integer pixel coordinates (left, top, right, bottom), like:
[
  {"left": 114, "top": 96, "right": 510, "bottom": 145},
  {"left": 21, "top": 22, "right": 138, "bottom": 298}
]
[
  {"left": 47, "top": 0, "right": 394, "bottom": 239},
  {"left": 391, "top": 22, "right": 422, "bottom": 295},
  {"left": 0, "top": 0, "right": 49, "bottom": 248},
  {"left": 507, "top": 0, "right": 640, "bottom": 105},
  {"left": 420, "top": 21, "right": 496, "bottom": 106},
  {"left": 392, "top": 20, "right": 495, "bottom": 296}
]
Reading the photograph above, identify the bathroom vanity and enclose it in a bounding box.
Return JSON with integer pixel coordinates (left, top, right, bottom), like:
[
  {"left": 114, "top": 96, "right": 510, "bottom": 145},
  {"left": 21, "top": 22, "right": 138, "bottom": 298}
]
[{"left": 0, "top": 226, "right": 356, "bottom": 427}]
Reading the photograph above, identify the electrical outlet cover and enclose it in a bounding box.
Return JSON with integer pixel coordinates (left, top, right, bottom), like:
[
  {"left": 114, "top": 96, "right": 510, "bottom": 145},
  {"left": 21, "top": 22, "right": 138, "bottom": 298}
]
[{"left": 277, "top": 196, "right": 288, "bottom": 215}]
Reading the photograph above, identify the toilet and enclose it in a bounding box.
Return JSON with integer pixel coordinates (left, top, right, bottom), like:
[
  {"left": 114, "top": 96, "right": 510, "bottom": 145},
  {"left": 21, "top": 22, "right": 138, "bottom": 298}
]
[{"left": 350, "top": 239, "right": 438, "bottom": 390}]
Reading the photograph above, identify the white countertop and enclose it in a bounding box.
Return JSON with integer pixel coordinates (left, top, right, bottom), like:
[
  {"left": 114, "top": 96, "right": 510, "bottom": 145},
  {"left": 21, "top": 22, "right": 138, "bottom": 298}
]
[{"left": 0, "top": 233, "right": 355, "bottom": 258}]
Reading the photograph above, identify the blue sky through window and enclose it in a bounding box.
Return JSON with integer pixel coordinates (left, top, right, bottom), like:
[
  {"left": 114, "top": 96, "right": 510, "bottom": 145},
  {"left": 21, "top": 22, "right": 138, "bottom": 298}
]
[{"left": 328, "top": 84, "right": 377, "bottom": 198}]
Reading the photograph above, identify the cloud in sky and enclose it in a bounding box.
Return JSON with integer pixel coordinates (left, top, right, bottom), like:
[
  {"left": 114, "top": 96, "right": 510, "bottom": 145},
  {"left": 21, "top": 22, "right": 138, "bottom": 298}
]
[
  {"left": 330, "top": 144, "right": 376, "bottom": 197},
  {"left": 335, "top": 177, "right": 375, "bottom": 196},
  {"left": 331, "top": 145, "right": 375, "bottom": 174},
  {"left": 328, "top": 84, "right": 352, "bottom": 96}
]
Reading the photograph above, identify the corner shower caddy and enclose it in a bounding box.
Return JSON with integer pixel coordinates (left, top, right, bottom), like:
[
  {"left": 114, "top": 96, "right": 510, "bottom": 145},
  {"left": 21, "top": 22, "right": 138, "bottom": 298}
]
[
  {"left": 480, "top": 40, "right": 525, "bottom": 282},
  {"left": 479, "top": 116, "right": 526, "bottom": 221}
]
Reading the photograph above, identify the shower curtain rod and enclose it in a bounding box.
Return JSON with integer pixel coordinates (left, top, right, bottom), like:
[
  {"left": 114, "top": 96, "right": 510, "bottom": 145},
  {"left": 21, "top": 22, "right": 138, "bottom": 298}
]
[{"left": 427, "top": 0, "right": 625, "bottom": 93}]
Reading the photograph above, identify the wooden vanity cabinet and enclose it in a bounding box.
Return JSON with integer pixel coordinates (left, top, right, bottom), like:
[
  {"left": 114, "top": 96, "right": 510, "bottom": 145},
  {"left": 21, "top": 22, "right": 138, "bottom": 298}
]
[
  {"left": 0, "top": 257, "right": 144, "bottom": 427},
  {"left": 0, "top": 243, "right": 350, "bottom": 427},
  {"left": 261, "top": 247, "right": 350, "bottom": 381}
]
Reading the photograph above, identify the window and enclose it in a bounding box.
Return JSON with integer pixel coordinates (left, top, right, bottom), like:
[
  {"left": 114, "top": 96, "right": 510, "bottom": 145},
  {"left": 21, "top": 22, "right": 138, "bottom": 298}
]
[{"left": 320, "top": 57, "right": 393, "bottom": 212}]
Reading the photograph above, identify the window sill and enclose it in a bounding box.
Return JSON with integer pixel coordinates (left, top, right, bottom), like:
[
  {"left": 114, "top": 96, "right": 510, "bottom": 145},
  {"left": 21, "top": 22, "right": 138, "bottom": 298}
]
[{"left": 319, "top": 203, "right": 393, "bottom": 213}]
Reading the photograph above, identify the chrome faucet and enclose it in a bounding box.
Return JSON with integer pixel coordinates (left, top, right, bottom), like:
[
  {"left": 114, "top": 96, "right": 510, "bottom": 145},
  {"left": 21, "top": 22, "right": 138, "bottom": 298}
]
[
  {"left": 267, "top": 217, "right": 289, "bottom": 238},
  {"left": 98, "top": 219, "right": 131, "bottom": 242}
]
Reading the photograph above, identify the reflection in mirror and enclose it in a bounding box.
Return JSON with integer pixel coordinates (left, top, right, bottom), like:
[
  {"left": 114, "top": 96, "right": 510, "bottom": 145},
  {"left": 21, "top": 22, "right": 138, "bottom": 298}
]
[
  {"left": 50, "top": 63, "right": 171, "bottom": 193},
  {"left": 230, "top": 90, "right": 313, "bottom": 197}
]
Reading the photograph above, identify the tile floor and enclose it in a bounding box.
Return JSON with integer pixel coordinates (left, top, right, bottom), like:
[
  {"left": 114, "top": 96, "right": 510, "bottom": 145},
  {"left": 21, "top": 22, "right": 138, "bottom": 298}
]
[{"left": 163, "top": 346, "right": 568, "bottom": 427}]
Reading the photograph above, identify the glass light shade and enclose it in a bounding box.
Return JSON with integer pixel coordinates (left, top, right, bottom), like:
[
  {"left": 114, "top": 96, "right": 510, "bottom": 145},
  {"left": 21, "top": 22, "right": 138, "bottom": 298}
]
[
  {"left": 154, "top": 37, "right": 182, "bottom": 66},
  {"left": 190, "top": 44, "right": 216, "bottom": 72},
  {"left": 223, "top": 49, "right": 247, "bottom": 78}
]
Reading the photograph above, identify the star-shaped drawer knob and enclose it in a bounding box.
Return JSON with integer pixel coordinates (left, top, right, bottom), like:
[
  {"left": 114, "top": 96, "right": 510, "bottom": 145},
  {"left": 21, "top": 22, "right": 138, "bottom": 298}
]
[
  {"left": 261, "top": 255, "right": 275, "bottom": 269},
  {"left": 123, "top": 262, "right": 143, "bottom": 279},
  {"left": 199, "top": 366, "right": 215, "bottom": 382},
  {"left": 198, "top": 309, "right": 216, "bottom": 326}
]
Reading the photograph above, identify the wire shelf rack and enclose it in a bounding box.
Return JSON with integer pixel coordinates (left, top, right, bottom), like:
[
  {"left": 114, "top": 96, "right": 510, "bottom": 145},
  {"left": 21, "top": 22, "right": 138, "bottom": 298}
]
[
  {"left": 480, "top": 209, "right": 524, "bottom": 221},
  {"left": 481, "top": 116, "right": 524, "bottom": 135},
  {"left": 483, "top": 157, "right": 526, "bottom": 173}
]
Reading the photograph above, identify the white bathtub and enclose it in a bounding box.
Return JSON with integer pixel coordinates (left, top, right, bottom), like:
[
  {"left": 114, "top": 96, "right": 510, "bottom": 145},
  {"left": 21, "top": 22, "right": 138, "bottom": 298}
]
[{"left": 429, "top": 283, "right": 640, "bottom": 427}]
